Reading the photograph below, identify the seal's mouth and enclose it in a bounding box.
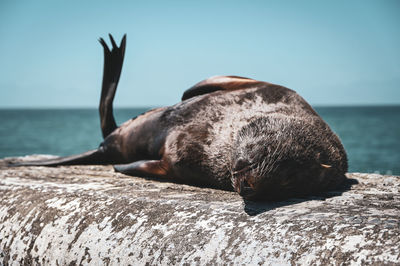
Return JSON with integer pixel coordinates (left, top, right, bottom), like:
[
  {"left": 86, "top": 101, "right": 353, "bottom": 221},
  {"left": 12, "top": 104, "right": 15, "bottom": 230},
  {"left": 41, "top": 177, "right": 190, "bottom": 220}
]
[
  {"left": 237, "top": 176, "right": 255, "bottom": 197},
  {"left": 232, "top": 164, "right": 258, "bottom": 198}
]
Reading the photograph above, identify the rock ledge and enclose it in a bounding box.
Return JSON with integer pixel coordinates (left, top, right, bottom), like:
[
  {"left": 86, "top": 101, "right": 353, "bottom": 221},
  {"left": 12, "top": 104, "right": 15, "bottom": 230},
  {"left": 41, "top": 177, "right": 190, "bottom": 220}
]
[{"left": 0, "top": 156, "right": 399, "bottom": 265}]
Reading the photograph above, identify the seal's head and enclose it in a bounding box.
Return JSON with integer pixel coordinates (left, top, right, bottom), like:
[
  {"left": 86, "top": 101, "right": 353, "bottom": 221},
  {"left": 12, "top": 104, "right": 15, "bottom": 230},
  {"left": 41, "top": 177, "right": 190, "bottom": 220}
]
[{"left": 230, "top": 115, "right": 347, "bottom": 200}]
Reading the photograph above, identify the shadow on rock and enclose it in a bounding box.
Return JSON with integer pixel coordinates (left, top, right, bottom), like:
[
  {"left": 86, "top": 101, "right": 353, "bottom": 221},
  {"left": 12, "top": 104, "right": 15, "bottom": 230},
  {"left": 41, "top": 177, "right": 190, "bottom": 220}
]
[{"left": 243, "top": 177, "right": 359, "bottom": 216}]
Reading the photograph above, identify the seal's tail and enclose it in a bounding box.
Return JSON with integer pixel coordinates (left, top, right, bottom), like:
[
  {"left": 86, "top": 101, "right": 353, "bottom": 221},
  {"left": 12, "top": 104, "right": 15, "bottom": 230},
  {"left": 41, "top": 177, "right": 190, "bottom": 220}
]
[
  {"left": 98, "top": 34, "right": 126, "bottom": 139},
  {"left": 8, "top": 148, "right": 109, "bottom": 167}
]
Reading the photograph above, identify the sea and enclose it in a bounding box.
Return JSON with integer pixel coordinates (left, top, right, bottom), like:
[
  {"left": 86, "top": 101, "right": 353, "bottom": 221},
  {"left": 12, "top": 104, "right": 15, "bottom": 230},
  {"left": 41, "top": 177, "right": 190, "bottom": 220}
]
[{"left": 0, "top": 106, "right": 399, "bottom": 175}]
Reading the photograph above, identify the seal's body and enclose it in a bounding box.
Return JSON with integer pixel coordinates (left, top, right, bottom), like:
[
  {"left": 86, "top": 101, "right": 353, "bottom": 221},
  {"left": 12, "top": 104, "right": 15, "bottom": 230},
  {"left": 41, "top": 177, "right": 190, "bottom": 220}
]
[{"left": 12, "top": 35, "right": 348, "bottom": 200}]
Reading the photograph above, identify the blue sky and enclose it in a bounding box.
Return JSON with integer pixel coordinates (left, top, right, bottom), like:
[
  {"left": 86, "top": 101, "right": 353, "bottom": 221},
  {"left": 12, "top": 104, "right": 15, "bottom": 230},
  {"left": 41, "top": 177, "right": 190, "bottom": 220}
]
[{"left": 0, "top": 0, "right": 399, "bottom": 107}]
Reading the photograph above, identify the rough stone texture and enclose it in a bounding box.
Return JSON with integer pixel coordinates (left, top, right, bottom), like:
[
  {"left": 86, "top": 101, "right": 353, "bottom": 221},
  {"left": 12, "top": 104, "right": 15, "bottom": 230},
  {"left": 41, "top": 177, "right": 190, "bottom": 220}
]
[{"left": 0, "top": 155, "right": 399, "bottom": 265}]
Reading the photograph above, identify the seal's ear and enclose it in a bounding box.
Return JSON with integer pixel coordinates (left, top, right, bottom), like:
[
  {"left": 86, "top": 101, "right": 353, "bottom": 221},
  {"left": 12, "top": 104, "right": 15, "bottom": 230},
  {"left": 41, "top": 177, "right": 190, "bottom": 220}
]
[{"left": 181, "top": 76, "right": 262, "bottom": 101}]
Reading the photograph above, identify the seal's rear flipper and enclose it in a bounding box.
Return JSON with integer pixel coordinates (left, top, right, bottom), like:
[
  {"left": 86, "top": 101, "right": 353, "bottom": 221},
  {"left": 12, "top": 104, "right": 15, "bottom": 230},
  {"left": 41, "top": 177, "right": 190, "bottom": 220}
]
[
  {"left": 181, "top": 76, "right": 262, "bottom": 101},
  {"left": 8, "top": 149, "right": 108, "bottom": 167},
  {"left": 99, "top": 34, "right": 126, "bottom": 139},
  {"left": 114, "top": 160, "right": 169, "bottom": 179}
]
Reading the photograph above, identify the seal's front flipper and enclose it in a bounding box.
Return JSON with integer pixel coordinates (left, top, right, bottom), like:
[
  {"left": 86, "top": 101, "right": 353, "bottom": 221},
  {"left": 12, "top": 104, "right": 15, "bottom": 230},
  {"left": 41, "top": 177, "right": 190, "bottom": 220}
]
[
  {"left": 9, "top": 149, "right": 108, "bottom": 167},
  {"left": 98, "top": 34, "right": 127, "bottom": 139},
  {"left": 181, "top": 75, "right": 262, "bottom": 101},
  {"left": 113, "top": 160, "right": 169, "bottom": 179}
]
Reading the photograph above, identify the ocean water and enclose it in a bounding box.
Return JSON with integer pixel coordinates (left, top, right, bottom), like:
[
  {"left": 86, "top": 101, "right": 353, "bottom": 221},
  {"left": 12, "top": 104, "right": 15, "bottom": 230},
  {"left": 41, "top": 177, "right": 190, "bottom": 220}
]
[{"left": 0, "top": 106, "right": 399, "bottom": 175}]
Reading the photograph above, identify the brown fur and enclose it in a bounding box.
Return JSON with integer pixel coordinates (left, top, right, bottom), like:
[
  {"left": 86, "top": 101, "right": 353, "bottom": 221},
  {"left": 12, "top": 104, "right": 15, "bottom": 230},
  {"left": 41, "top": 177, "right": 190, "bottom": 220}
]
[{"left": 11, "top": 35, "right": 348, "bottom": 200}]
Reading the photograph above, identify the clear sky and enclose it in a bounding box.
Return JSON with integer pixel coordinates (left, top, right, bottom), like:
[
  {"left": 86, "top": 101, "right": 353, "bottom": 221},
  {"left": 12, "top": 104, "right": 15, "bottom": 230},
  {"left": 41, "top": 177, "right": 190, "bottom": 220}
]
[{"left": 0, "top": 0, "right": 399, "bottom": 108}]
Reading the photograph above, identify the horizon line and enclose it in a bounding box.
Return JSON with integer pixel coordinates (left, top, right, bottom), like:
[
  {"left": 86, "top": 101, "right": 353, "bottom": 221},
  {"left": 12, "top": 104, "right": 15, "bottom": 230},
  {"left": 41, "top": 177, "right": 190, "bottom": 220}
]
[{"left": 1, "top": 103, "right": 400, "bottom": 110}]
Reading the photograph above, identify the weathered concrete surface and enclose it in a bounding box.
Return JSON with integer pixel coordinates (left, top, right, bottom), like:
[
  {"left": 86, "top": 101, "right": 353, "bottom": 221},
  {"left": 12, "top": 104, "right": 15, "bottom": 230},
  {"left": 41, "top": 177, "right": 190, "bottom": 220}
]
[{"left": 0, "top": 156, "right": 399, "bottom": 265}]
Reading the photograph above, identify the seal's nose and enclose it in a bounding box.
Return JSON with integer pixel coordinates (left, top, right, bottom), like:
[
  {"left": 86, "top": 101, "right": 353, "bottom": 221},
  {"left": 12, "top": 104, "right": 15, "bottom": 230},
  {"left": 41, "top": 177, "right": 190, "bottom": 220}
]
[{"left": 234, "top": 158, "right": 248, "bottom": 172}]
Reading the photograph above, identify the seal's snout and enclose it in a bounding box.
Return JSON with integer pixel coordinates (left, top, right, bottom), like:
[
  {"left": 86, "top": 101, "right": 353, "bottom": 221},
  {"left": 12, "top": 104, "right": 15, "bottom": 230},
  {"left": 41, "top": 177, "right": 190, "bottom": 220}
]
[
  {"left": 231, "top": 158, "right": 259, "bottom": 198},
  {"left": 239, "top": 178, "right": 255, "bottom": 197},
  {"left": 232, "top": 172, "right": 257, "bottom": 198}
]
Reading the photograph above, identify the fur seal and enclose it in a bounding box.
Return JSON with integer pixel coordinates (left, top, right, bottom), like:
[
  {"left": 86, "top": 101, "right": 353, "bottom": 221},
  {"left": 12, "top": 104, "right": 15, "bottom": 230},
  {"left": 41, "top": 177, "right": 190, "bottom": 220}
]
[{"left": 11, "top": 34, "right": 348, "bottom": 200}]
